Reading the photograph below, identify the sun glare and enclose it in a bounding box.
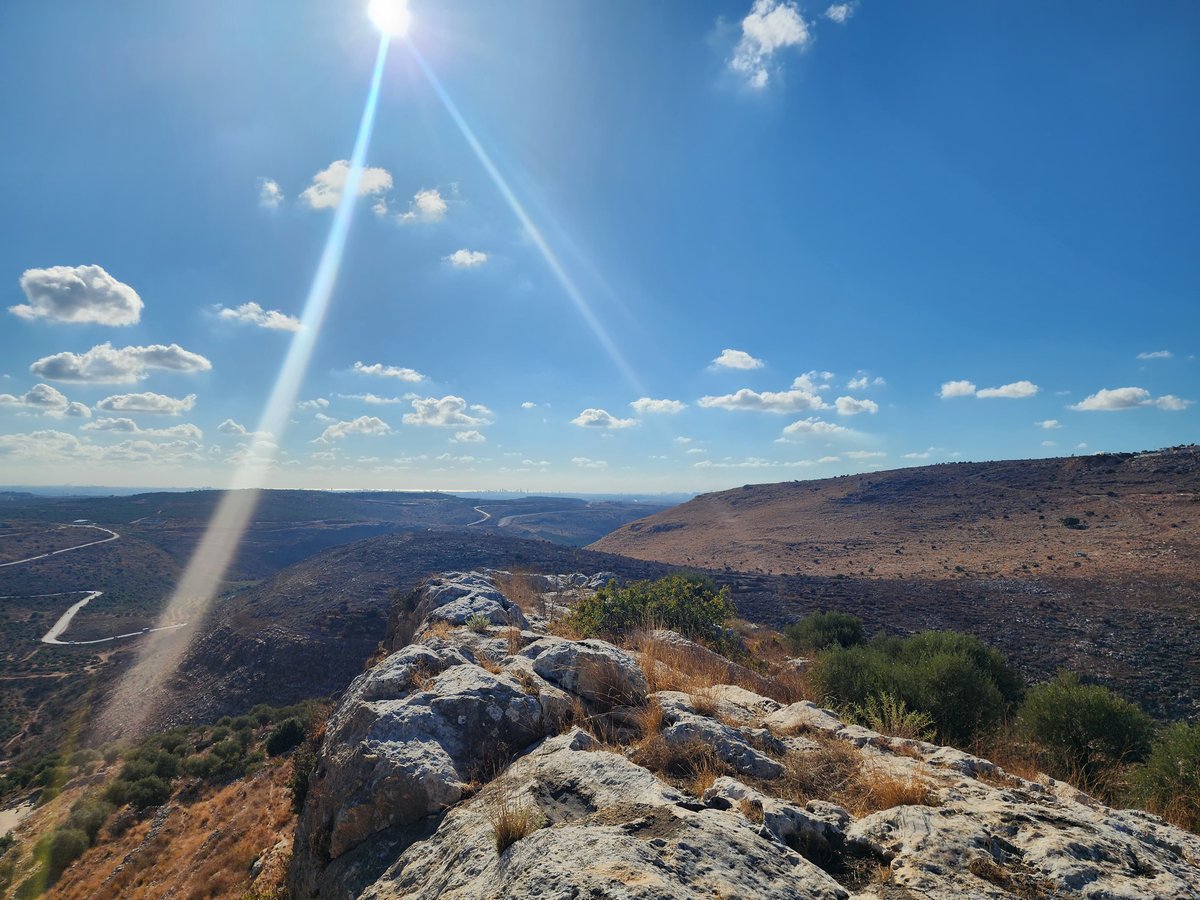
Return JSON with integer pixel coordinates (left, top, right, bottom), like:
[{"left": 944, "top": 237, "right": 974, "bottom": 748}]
[{"left": 368, "top": 0, "right": 411, "bottom": 37}]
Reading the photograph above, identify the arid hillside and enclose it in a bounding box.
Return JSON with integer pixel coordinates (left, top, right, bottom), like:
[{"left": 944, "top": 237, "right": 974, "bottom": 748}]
[{"left": 591, "top": 448, "right": 1200, "bottom": 581}]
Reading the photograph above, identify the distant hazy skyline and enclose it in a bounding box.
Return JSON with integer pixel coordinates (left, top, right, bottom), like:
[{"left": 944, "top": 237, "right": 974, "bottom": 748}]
[{"left": 1, "top": 1, "right": 1196, "bottom": 491}]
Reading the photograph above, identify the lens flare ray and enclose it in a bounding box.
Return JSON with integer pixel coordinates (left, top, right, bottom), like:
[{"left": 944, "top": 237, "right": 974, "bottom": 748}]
[{"left": 100, "top": 35, "right": 394, "bottom": 737}]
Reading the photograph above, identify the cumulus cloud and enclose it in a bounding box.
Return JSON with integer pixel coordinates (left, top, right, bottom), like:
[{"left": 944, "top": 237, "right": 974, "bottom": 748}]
[
  {"left": 0, "top": 383, "right": 91, "bottom": 418},
  {"left": 399, "top": 188, "right": 448, "bottom": 222},
  {"left": 630, "top": 397, "right": 687, "bottom": 415},
  {"left": 570, "top": 408, "right": 638, "bottom": 429},
  {"left": 31, "top": 343, "right": 211, "bottom": 384},
  {"left": 258, "top": 177, "right": 284, "bottom": 209},
  {"left": 11, "top": 265, "right": 143, "bottom": 326},
  {"left": 675, "top": 436, "right": 693, "bottom": 444},
  {"left": 572, "top": 456, "right": 608, "bottom": 468},
  {"left": 780, "top": 417, "right": 849, "bottom": 438},
  {"left": 444, "top": 249, "right": 488, "bottom": 268},
  {"left": 835, "top": 395, "right": 878, "bottom": 416},
  {"left": 824, "top": 2, "right": 857, "bottom": 23},
  {"left": 1136, "top": 350, "right": 1171, "bottom": 360},
  {"left": 452, "top": 430, "right": 486, "bottom": 443},
  {"left": 698, "top": 385, "right": 827, "bottom": 414},
  {"left": 337, "top": 393, "right": 415, "bottom": 405},
  {"left": 844, "top": 450, "right": 886, "bottom": 459},
  {"left": 695, "top": 456, "right": 819, "bottom": 469},
  {"left": 83, "top": 417, "right": 201, "bottom": 440},
  {"left": 352, "top": 361, "right": 426, "bottom": 382},
  {"left": 939, "top": 380, "right": 977, "bottom": 398},
  {"left": 730, "top": 0, "right": 811, "bottom": 89},
  {"left": 297, "top": 398, "right": 329, "bottom": 411},
  {"left": 976, "top": 380, "right": 1039, "bottom": 399},
  {"left": 0, "top": 429, "right": 205, "bottom": 465},
  {"left": 711, "top": 348, "right": 764, "bottom": 370},
  {"left": 847, "top": 373, "right": 886, "bottom": 391},
  {"left": 404, "top": 395, "right": 493, "bottom": 427},
  {"left": 216, "top": 419, "right": 272, "bottom": 439},
  {"left": 792, "top": 371, "right": 835, "bottom": 392},
  {"left": 521, "top": 401, "right": 538, "bottom": 410},
  {"left": 1070, "top": 387, "right": 1192, "bottom": 412},
  {"left": 904, "top": 449, "right": 933, "bottom": 460},
  {"left": 300, "top": 160, "right": 393, "bottom": 210},
  {"left": 316, "top": 415, "right": 392, "bottom": 442},
  {"left": 1036, "top": 419, "right": 1061, "bottom": 429},
  {"left": 96, "top": 392, "right": 196, "bottom": 415},
  {"left": 217, "top": 302, "right": 301, "bottom": 332}
]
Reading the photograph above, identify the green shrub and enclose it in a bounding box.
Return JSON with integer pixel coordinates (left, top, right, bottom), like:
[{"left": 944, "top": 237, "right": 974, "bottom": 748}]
[
  {"left": 265, "top": 718, "right": 306, "bottom": 757},
  {"left": 466, "top": 612, "right": 492, "bottom": 634},
  {"left": 569, "top": 573, "right": 735, "bottom": 641},
  {"left": 850, "top": 692, "right": 935, "bottom": 741},
  {"left": 1131, "top": 721, "right": 1200, "bottom": 832},
  {"left": 1018, "top": 672, "right": 1153, "bottom": 781},
  {"left": 125, "top": 775, "right": 172, "bottom": 810},
  {"left": 812, "top": 630, "right": 1023, "bottom": 744},
  {"left": 40, "top": 827, "right": 89, "bottom": 881},
  {"left": 784, "top": 611, "right": 865, "bottom": 653},
  {"left": 67, "top": 797, "right": 114, "bottom": 843}
]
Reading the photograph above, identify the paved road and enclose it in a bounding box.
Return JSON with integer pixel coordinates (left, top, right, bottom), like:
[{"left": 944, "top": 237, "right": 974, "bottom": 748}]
[
  {"left": 466, "top": 506, "right": 492, "bottom": 527},
  {"left": 0, "top": 524, "right": 186, "bottom": 644},
  {"left": 0, "top": 524, "right": 119, "bottom": 568}
]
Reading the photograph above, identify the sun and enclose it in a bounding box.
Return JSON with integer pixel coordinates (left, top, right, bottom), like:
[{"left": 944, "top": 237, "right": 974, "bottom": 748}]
[{"left": 367, "top": 0, "right": 411, "bottom": 37}]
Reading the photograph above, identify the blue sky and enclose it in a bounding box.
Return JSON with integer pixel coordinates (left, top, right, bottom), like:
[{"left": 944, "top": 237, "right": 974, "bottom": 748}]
[{"left": 0, "top": 0, "right": 1196, "bottom": 492}]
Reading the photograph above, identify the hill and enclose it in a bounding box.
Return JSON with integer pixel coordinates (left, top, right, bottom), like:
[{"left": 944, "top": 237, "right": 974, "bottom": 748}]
[{"left": 590, "top": 447, "right": 1200, "bottom": 581}]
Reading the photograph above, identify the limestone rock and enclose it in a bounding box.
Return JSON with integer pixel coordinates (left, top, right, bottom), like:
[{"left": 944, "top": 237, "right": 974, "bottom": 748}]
[{"left": 531, "top": 638, "right": 648, "bottom": 707}]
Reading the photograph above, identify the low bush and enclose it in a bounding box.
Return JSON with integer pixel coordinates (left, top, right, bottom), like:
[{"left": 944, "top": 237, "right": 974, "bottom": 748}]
[
  {"left": 1131, "top": 721, "right": 1200, "bottom": 831},
  {"left": 569, "top": 572, "right": 735, "bottom": 642},
  {"left": 265, "top": 718, "right": 306, "bottom": 757},
  {"left": 850, "top": 692, "right": 935, "bottom": 741},
  {"left": 466, "top": 612, "right": 492, "bottom": 634},
  {"left": 1017, "top": 672, "right": 1152, "bottom": 783},
  {"left": 40, "top": 827, "right": 89, "bottom": 882},
  {"left": 811, "top": 631, "right": 1023, "bottom": 744},
  {"left": 784, "top": 611, "right": 864, "bottom": 653}
]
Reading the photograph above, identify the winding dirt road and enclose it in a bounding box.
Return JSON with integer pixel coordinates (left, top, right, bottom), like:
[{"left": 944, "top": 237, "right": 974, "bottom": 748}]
[{"left": 0, "top": 524, "right": 185, "bottom": 644}]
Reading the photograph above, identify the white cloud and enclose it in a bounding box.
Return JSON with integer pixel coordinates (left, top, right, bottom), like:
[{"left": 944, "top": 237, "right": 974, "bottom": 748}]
[
  {"left": 217, "top": 301, "right": 301, "bottom": 332},
  {"left": 1036, "top": 419, "right": 1061, "bottom": 429},
  {"left": 444, "top": 249, "right": 488, "bottom": 268},
  {"left": 316, "top": 415, "right": 391, "bottom": 443},
  {"left": 31, "top": 342, "right": 211, "bottom": 384},
  {"left": 730, "top": 0, "right": 811, "bottom": 89},
  {"left": 1070, "top": 387, "right": 1193, "bottom": 412},
  {"left": 571, "top": 407, "right": 638, "bottom": 429},
  {"left": 976, "top": 380, "right": 1039, "bottom": 399},
  {"left": 399, "top": 188, "right": 448, "bottom": 222},
  {"left": 792, "top": 371, "right": 835, "bottom": 392},
  {"left": 780, "top": 417, "right": 849, "bottom": 438},
  {"left": 84, "top": 417, "right": 201, "bottom": 440},
  {"left": 338, "top": 392, "right": 415, "bottom": 404},
  {"left": 258, "top": 177, "right": 284, "bottom": 209},
  {"left": 96, "top": 391, "right": 196, "bottom": 415},
  {"left": 0, "top": 429, "right": 205, "bottom": 465},
  {"left": 686, "top": 447, "right": 707, "bottom": 455},
  {"left": 695, "top": 456, "right": 818, "bottom": 469},
  {"left": 297, "top": 398, "right": 329, "bottom": 411},
  {"left": 903, "top": 449, "right": 932, "bottom": 460},
  {"left": 352, "top": 361, "right": 426, "bottom": 382},
  {"left": 300, "top": 160, "right": 393, "bottom": 210},
  {"left": 844, "top": 450, "right": 886, "bottom": 459},
  {"left": 847, "top": 373, "right": 886, "bottom": 390},
  {"left": 0, "top": 383, "right": 91, "bottom": 418},
  {"left": 216, "top": 419, "right": 272, "bottom": 439},
  {"left": 1137, "top": 350, "right": 1171, "bottom": 360},
  {"left": 824, "top": 2, "right": 856, "bottom": 24},
  {"left": 711, "top": 348, "right": 764, "bottom": 370},
  {"left": 835, "top": 395, "right": 878, "bottom": 416},
  {"left": 698, "top": 386, "right": 827, "bottom": 414},
  {"left": 11, "top": 265, "right": 143, "bottom": 326},
  {"left": 674, "top": 436, "right": 693, "bottom": 444},
  {"left": 940, "top": 380, "right": 977, "bottom": 398},
  {"left": 572, "top": 456, "right": 608, "bottom": 468},
  {"left": 452, "top": 429, "right": 486, "bottom": 443},
  {"left": 404, "top": 395, "right": 493, "bottom": 427},
  {"left": 521, "top": 401, "right": 538, "bottom": 410},
  {"left": 630, "top": 397, "right": 687, "bottom": 415}
]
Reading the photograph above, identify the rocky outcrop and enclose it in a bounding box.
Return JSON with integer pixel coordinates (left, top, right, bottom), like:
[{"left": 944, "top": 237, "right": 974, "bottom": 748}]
[{"left": 291, "top": 570, "right": 1200, "bottom": 899}]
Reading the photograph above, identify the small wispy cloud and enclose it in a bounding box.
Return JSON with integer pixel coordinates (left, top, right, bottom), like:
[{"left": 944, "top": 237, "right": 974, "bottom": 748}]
[
  {"left": 444, "top": 249, "right": 488, "bottom": 268},
  {"left": 217, "top": 301, "right": 301, "bottom": 332},
  {"left": 711, "top": 348, "right": 765, "bottom": 370},
  {"left": 352, "top": 361, "right": 426, "bottom": 382},
  {"left": 1136, "top": 350, "right": 1171, "bottom": 360},
  {"left": 258, "top": 177, "right": 284, "bottom": 209},
  {"left": 399, "top": 188, "right": 448, "bottom": 222}
]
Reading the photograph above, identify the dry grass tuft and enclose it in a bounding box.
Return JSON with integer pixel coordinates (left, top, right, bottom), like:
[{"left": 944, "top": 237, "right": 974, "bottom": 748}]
[
  {"left": 853, "top": 771, "right": 938, "bottom": 815},
  {"left": 478, "top": 655, "right": 505, "bottom": 676},
  {"left": 492, "top": 572, "right": 547, "bottom": 619},
  {"left": 515, "top": 669, "right": 542, "bottom": 697},
  {"left": 968, "top": 856, "right": 1058, "bottom": 899},
  {"left": 424, "top": 619, "right": 452, "bottom": 640},
  {"left": 739, "top": 797, "right": 765, "bottom": 823},
  {"left": 484, "top": 783, "right": 542, "bottom": 855},
  {"left": 504, "top": 626, "right": 523, "bottom": 655},
  {"left": 689, "top": 685, "right": 721, "bottom": 719},
  {"left": 631, "top": 700, "right": 664, "bottom": 740},
  {"left": 632, "top": 735, "right": 732, "bottom": 797},
  {"left": 410, "top": 663, "right": 438, "bottom": 693}
]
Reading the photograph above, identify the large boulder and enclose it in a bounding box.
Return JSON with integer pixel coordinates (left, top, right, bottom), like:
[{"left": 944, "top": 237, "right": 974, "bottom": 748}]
[
  {"left": 360, "top": 730, "right": 849, "bottom": 900},
  {"left": 531, "top": 638, "right": 648, "bottom": 707}
]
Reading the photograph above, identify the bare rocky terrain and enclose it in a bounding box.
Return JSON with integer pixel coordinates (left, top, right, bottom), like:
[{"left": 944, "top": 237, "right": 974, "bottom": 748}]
[{"left": 289, "top": 571, "right": 1200, "bottom": 899}]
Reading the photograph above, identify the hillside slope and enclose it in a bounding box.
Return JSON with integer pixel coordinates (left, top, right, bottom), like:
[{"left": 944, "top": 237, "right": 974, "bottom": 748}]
[{"left": 591, "top": 448, "right": 1200, "bottom": 581}]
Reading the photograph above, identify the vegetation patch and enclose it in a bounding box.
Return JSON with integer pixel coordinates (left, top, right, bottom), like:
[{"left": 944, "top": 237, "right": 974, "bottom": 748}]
[{"left": 569, "top": 572, "right": 735, "bottom": 644}]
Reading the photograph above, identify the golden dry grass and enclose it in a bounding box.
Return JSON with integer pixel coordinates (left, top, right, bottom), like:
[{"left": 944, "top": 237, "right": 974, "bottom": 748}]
[
  {"left": 491, "top": 572, "right": 546, "bottom": 619},
  {"left": 483, "top": 782, "right": 542, "bottom": 854},
  {"left": 424, "top": 619, "right": 453, "bottom": 640},
  {"left": 478, "top": 656, "right": 505, "bottom": 676},
  {"left": 49, "top": 762, "right": 295, "bottom": 900}
]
